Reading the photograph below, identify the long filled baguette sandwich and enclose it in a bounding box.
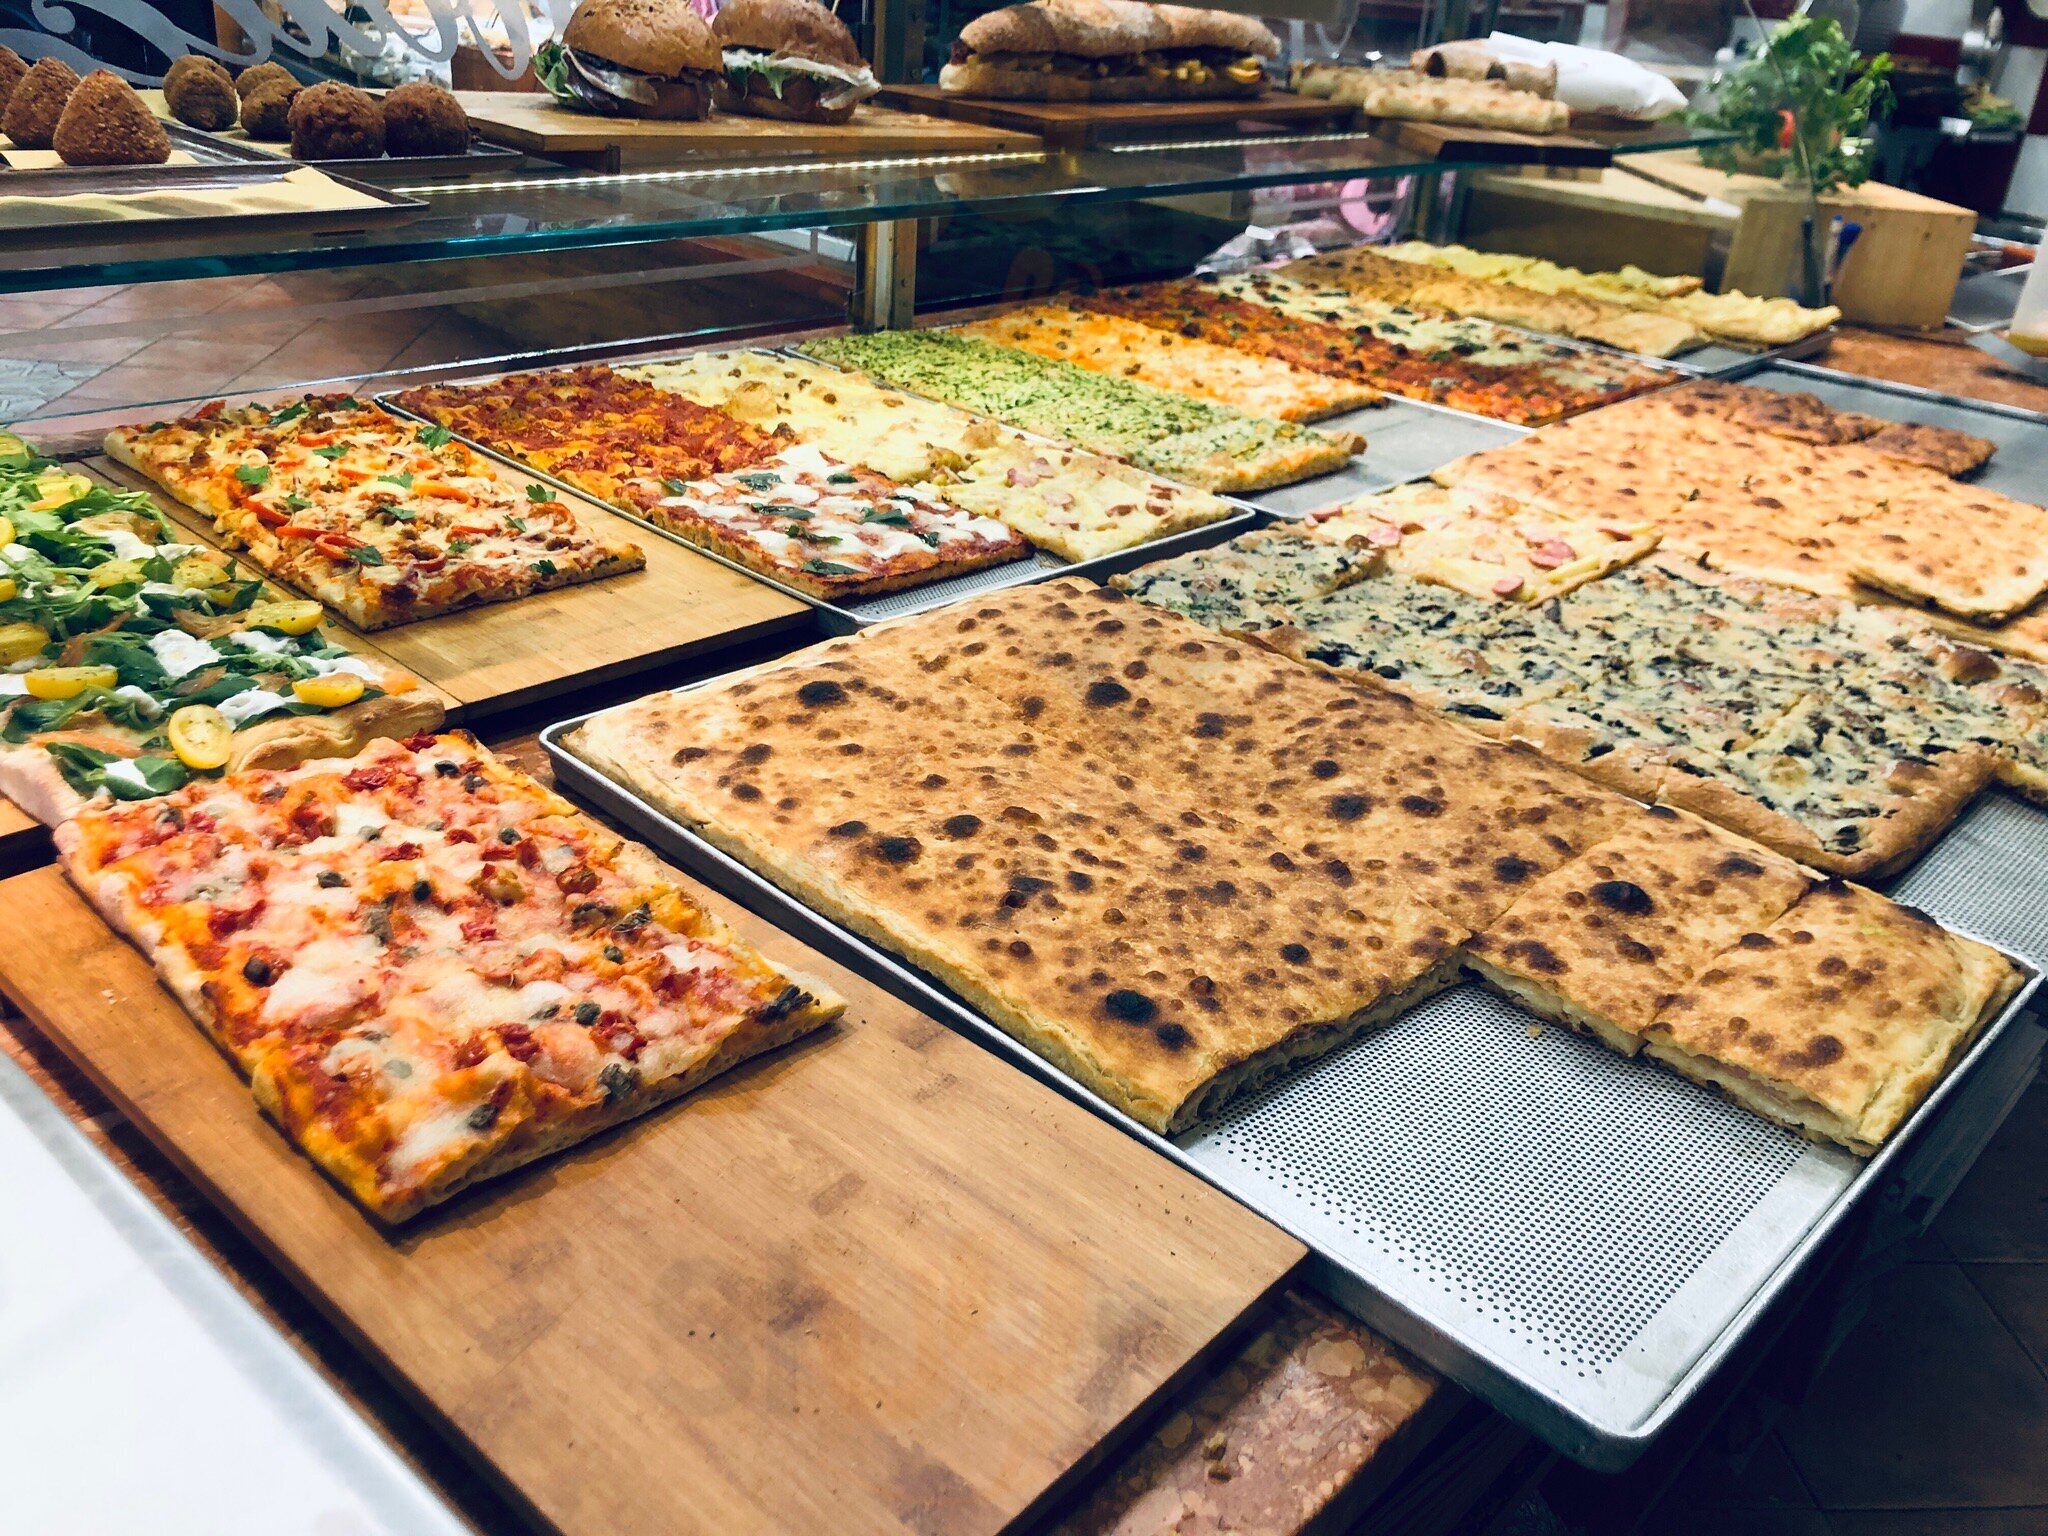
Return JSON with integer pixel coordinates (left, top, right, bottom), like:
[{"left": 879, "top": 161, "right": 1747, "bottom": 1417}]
[{"left": 941, "top": 0, "right": 1279, "bottom": 101}]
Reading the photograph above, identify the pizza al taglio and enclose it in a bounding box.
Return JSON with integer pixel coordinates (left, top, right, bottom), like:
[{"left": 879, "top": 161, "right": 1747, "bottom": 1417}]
[
  {"left": 636, "top": 442, "right": 1031, "bottom": 597},
  {"left": 394, "top": 365, "right": 784, "bottom": 515},
  {"left": 949, "top": 303, "right": 1383, "bottom": 422},
  {"left": 56, "top": 732, "right": 844, "bottom": 1222},
  {"left": 0, "top": 449, "right": 441, "bottom": 825},
  {"left": 105, "top": 395, "right": 646, "bottom": 631}
]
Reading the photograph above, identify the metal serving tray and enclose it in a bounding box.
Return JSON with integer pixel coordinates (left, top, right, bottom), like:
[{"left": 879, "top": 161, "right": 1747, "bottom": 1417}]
[
  {"left": 1243, "top": 394, "right": 1528, "bottom": 519},
  {"left": 542, "top": 700, "right": 2040, "bottom": 1469},
  {"left": 376, "top": 351, "right": 1263, "bottom": 635}
]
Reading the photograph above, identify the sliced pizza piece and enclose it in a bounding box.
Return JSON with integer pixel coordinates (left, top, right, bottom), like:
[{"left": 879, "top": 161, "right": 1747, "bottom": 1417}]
[
  {"left": 1643, "top": 880, "right": 2019, "bottom": 1154},
  {"left": 934, "top": 436, "right": 1238, "bottom": 561},
  {"left": 641, "top": 443, "right": 1031, "bottom": 598},
  {"left": 1464, "top": 804, "right": 1812, "bottom": 1055},
  {"left": 1858, "top": 421, "right": 1997, "bottom": 477},
  {"left": 1112, "top": 522, "right": 1382, "bottom": 631},
  {"left": 105, "top": 396, "right": 647, "bottom": 630},
  {"left": 55, "top": 733, "right": 844, "bottom": 1221},
  {"left": 951, "top": 303, "right": 1383, "bottom": 422},
  {"left": 1307, "top": 482, "right": 1660, "bottom": 603}
]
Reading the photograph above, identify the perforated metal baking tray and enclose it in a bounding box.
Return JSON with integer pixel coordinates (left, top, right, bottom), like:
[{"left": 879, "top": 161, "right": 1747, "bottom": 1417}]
[
  {"left": 376, "top": 352, "right": 1261, "bottom": 634},
  {"left": 541, "top": 697, "right": 2041, "bottom": 1470}
]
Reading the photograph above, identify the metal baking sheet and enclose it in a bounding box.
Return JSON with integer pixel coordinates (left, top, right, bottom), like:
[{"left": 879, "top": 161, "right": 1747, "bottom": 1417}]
[
  {"left": 1244, "top": 395, "right": 1528, "bottom": 519},
  {"left": 379, "top": 347, "right": 1263, "bottom": 633},
  {"left": 0, "top": 161, "right": 422, "bottom": 255},
  {"left": 1662, "top": 328, "right": 1836, "bottom": 378},
  {"left": 540, "top": 695, "right": 2041, "bottom": 1470}
]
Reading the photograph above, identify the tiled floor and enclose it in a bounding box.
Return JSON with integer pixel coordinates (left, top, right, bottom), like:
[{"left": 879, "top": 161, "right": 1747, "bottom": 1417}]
[{"left": 1621, "top": 1067, "right": 2048, "bottom": 1536}]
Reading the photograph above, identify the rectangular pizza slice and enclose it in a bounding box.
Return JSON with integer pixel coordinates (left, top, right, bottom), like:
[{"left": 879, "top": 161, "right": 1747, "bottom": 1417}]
[
  {"left": 1643, "top": 880, "right": 2019, "bottom": 1154},
  {"left": 105, "top": 395, "right": 647, "bottom": 630},
  {"left": 637, "top": 442, "right": 1031, "bottom": 598},
  {"left": 950, "top": 303, "right": 1383, "bottom": 422},
  {"left": 55, "top": 732, "right": 844, "bottom": 1222},
  {"left": 1464, "top": 804, "right": 1812, "bottom": 1055},
  {"left": 929, "top": 437, "right": 1238, "bottom": 562}
]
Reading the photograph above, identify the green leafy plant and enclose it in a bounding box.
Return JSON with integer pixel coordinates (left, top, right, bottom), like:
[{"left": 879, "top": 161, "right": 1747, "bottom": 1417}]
[{"left": 1689, "top": 16, "right": 1893, "bottom": 193}]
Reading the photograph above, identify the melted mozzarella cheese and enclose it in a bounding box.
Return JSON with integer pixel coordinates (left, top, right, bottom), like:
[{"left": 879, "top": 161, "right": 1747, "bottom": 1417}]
[
  {"left": 148, "top": 630, "right": 222, "bottom": 679},
  {"left": 218, "top": 688, "right": 289, "bottom": 728},
  {"left": 263, "top": 934, "right": 383, "bottom": 1028}
]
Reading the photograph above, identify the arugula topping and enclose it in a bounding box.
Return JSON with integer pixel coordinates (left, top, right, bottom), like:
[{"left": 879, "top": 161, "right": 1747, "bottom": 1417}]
[
  {"left": 268, "top": 402, "right": 308, "bottom": 427},
  {"left": 802, "top": 559, "right": 860, "bottom": 576},
  {"left": 532, "top": 558, "right": 558, "bottom": 577}
]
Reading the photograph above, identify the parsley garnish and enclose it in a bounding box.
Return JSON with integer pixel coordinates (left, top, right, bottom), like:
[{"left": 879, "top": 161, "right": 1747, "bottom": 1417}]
[
  {"left": 525, "top": 483, "right": 552, "bottom": 503},
  {"left": 506, "top": 515, "right": 527, "bottom": 533},
  {"left": 419, "top": 425, "right": 453, "bottom": 449},
  {"left": 532, "top": 558, "right": 557, "bottom": 576},
  {"left": 448, "top": 537, "right": 473, "bottom": 554},
  {"left": 802, "top": 559, "right": 860, "bottom": 576},
  {"left": 377, "top": 472, "right": 415, "bottom": 489},
  {"left": 311, "top": 445, "right": 347, "bottom": 461},
  {"left": 235, "top": 464, "right": 271, "bottom": 486},
  {"left": 377, "top": 505, "right": 418, "bottom": 522},
  {"left": 268, "top": 402, "right": 308, "bottom": 426},
  {"left": 284, "top": 493, "right": 309, "bottom": 511},
  {"left": 344, "top": 546, "right": 386, "bottom": 566}
]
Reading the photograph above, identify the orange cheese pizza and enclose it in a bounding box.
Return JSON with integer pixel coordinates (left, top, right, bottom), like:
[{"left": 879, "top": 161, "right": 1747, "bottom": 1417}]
[
  {"left": 394, "top": 364, "right": 783, "bottom": 514},
  {"left": 56, "top": 732, "right": 843, "bottom": 1221},
  {"left": 105, "top": 395, "right": 646, "bottom": 631}
]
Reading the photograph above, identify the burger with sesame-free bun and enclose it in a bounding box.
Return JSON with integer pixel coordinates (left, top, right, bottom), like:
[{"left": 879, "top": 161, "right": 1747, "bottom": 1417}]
[
  {"left": 712, "top": 0, "right": 879, "bottom": 125},
  {"left": 536, "top": 0, "right": 722, "bottom": 120}
]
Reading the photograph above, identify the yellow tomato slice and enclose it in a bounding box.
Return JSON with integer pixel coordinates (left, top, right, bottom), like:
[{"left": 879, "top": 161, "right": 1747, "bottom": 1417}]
[
  {"left": 0, "top": 578, "right": 15, "bottom": 604},
  {"left": 0, "top": 431, "right": 33, "bottom": 467},
  {"left": 0, "top": 516, "right": 14, "bottom": 548},
  {"left": 25, "top": 665, "right": 118, "bottom": 700},
  {"left": 0, "top": 621, "right": 48, "bottom": 665},
  {"left": 167, "top": 704, "right": 232, "bottom": 770},
  {"left": 87, "top": 558, "right": 149, "bottom": 589},
  {"left": 292, "top": 672, "right": 365, "bottom": 708},
  {"left": 31, "top": 470, "right": 93, "bottom": 511},
  {"left": 171, "top": 554, "right": 232, "bottom": 589},
  {"left": 243, "top": 599, "right": 324, "bottom": 635}
]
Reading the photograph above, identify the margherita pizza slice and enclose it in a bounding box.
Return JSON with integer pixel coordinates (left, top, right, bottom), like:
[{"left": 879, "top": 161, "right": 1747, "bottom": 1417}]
[
  {"left": 56, "top": 733, "right": 843, "bottom": 1222},
  {"left": 105, "top": 396, "right": 646, "bottom": 631}
]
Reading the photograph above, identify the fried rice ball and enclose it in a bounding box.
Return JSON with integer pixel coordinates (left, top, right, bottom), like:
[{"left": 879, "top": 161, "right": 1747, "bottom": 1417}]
[
  {"left": 235, "top": 61, "right": 295, "bottom": 100},
  {"left": 53, "top": 70, "right": 171, "bottom": 165},
  {"left": 239, "top": 78, "right": 300, "bottom": 141},
  {"left": 3, "top": 56, "right": 80, "bottom": 150},
  {"left": 162, "top": 54, "right": 237, "bottom": 131},
  {"left": 287, "top": 80, "right": 384, "bottom": 160},
  {"left": 380, "top": 79, "right": 468, "bottom": 157},
  {"left": 0, "top": 48, "right": 27, "bottom": 120}
]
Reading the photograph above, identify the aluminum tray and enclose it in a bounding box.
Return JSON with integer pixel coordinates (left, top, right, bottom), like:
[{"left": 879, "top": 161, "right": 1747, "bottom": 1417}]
[
  {"left": 541, "top": 700, "right": 2041, "bottom": 1469},
  {"left": 1243, "top": 394, "right": 1528, "bottom": 519},
  {"left": 376, "top": 352, "right": 1262, "bottom": 634}
]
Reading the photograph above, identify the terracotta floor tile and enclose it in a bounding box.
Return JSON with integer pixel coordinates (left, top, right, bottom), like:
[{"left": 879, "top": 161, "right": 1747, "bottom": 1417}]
[
  {"left": 1969, "top": 1266, "right": 2048, "bottom": 1380},
  {"left": 1780, "top": 1263, "right": 2048, "bottom": 1510},
  {"left": 1829, "top": 1513, "right": 2048, "bottom": 1535}
]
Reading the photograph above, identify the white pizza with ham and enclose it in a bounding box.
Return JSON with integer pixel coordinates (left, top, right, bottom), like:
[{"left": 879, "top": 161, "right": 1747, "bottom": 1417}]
[{"left": 56, "top": 732, "right": 842, "bottom": 1222}]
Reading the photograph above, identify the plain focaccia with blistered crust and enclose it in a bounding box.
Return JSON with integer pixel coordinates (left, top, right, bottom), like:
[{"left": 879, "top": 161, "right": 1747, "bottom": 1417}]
[
  {"left": 1643, "top": 880, "right": 2020, "bottom": 1155},
  {"left": 567, "top": 616, "right": 1468, "bottom": 1133},
  {"left": 1464, "top": 804, "right": 1812, "bottom": 1055}
]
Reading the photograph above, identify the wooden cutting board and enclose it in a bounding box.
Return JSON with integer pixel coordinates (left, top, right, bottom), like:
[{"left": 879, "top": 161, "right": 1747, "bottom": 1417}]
[
  {"left": 1370, "top": 117, "right": 1613, "bottom": 167},
  {"left": 0, "top": 863, "right": 1301, "bottom": 1535},
  {"left": 86, "top": 457, "right": 810, "bottom": 720},
  {"left": 455, "top": 93, "right": 1041, "bottom": 171},
  {"left": 0, "top": 799, "right": 41, "bottom": 872},
  {"left": 877, "top": 84, "right": 1353, "bottom": 150}
]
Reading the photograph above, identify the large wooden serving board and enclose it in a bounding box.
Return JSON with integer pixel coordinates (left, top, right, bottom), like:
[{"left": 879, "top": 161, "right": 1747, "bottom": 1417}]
[
  {"left": 455, "top": 92, "right": 1041, "bottom": 170},
  {"left": 1369, "top": 117, "right": 1614, "bottom": 167},
  {"left": 878, "top": 84, "right": 1353, "bottom": 149},
  {"left": 87, "top": 457, "right": 810, "bottom": 721},
  {"left": 0, "top": 862, "right": 1302, "bottom": 1535}
]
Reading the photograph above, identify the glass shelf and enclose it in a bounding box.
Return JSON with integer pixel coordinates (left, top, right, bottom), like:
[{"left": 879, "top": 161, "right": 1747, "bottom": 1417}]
[{"left": 0, "top": 123, "right": 1727, "bottom": 296}]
